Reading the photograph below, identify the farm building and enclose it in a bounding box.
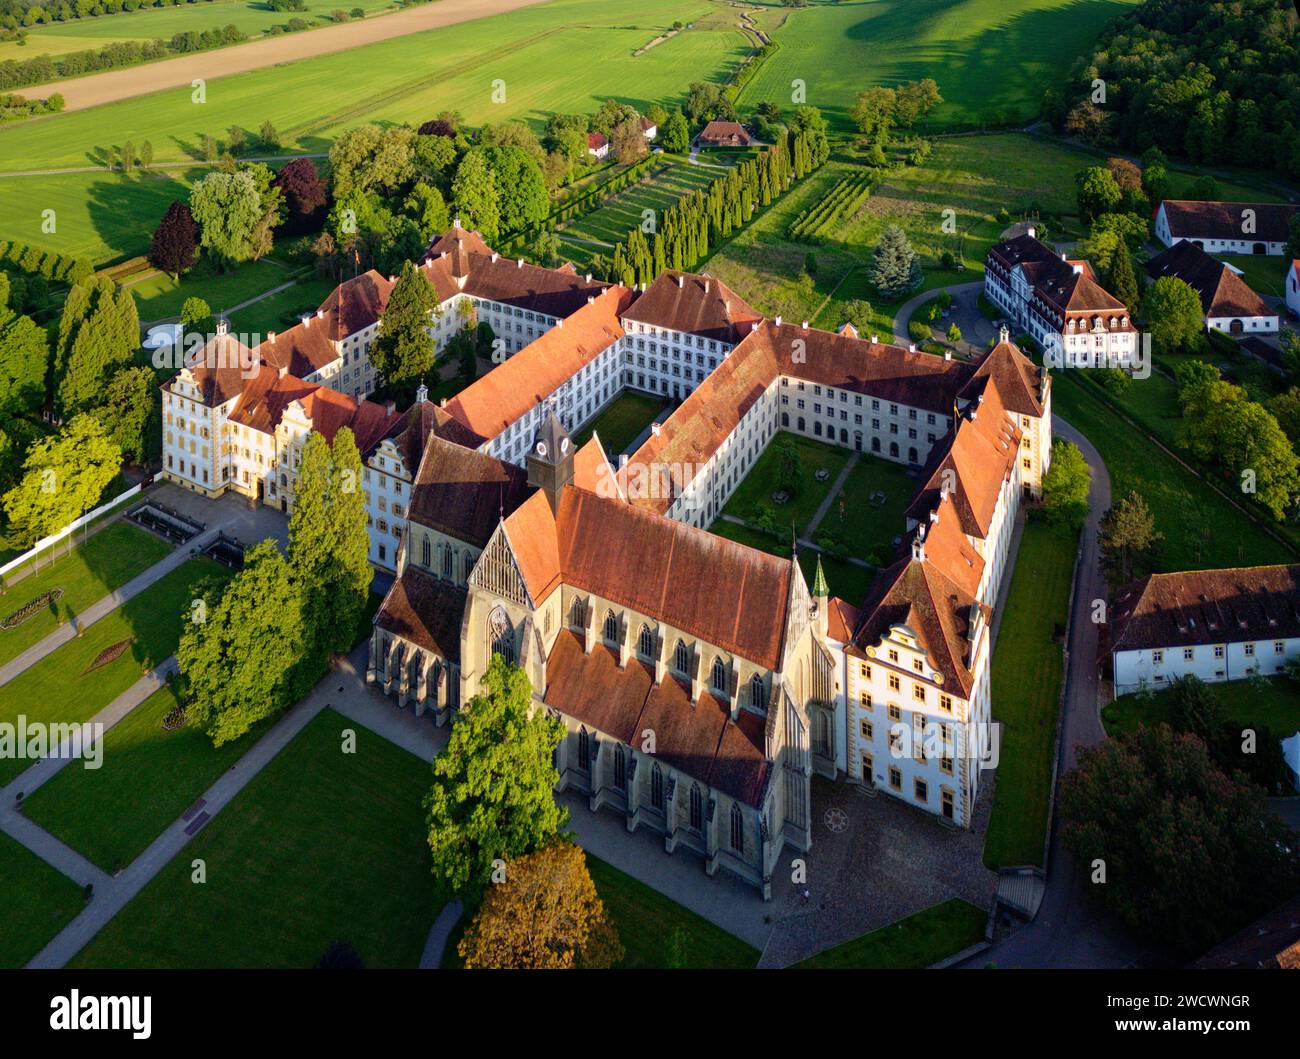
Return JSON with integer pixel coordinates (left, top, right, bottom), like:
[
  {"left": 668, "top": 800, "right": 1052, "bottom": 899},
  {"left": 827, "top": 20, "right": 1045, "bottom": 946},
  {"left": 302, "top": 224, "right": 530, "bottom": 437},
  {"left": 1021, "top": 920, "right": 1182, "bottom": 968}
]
[
  {"left": 1154, "top": 199, "right": 1299, "bottom": 256},
  {"left": 696, "top": 120, "right": 754, "bottom": 148},
  {"left": 587, "top": 132, "right": 610, "bottom": 160},
  {"left": 1144, "top": 240, "right": 1278, "bottom": 335}
]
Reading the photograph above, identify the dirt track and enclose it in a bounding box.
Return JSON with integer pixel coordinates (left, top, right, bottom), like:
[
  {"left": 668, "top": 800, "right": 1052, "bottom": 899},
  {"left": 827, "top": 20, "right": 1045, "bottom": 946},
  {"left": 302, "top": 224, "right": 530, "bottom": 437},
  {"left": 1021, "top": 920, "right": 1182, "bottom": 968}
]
[{"left": 15, "top": 0, "right": 553, "bottom": 112}]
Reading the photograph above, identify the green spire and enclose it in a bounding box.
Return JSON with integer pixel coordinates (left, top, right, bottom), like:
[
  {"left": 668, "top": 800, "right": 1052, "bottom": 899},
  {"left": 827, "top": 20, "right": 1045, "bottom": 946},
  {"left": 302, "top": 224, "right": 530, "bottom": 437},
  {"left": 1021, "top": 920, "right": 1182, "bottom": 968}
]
[{"left": 812, "top": 555, "right": 829, "bottom": 599}]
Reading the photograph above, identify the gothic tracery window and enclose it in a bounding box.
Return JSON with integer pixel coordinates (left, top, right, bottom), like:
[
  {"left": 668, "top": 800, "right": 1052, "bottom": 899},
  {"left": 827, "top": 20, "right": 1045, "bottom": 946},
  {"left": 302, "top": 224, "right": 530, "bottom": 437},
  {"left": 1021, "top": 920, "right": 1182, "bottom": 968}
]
[{"left": 487, "top": 605, "right": 514, "bottom": 664}]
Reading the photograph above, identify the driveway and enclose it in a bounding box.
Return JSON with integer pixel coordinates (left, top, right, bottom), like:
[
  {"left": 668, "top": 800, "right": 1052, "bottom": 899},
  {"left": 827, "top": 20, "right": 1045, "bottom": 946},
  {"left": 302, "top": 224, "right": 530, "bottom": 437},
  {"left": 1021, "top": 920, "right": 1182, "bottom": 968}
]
[{"left": 891, "top": 281, "right": 991, "bottom": 355}]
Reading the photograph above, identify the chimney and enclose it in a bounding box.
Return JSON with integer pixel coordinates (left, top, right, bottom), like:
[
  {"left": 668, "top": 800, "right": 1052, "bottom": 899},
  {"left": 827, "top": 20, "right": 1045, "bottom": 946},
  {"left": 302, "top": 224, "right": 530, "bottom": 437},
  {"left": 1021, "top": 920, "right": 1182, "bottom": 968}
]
[
  {"left": 585, "top": 273, "right": 592, "bottom": 282},
  {"left": 929, "top": 507, "right": 939, "bottom": 524},
  {"left": 277, "top": 364, "right": 288, "bottom": 378},
  {"left": 491, "top": 252, "right": 498, "bottom": 263},
  {"left": 750, "top": 321, "right": 759, "bottom": 332},
  {"left": 703, "top": 280, "right": 710, "bottom": 294},
  {"left": 676, "top": 274, "right": 684, "bottom": 288},
  {"left": 870, "top": 334, "right": 878, "bottom": 344},
  {"left": 587, "top": 295, "right": 595, "bottom": 305},
  {"left": 944, "top": 352, "right": 951, "bottom": 361},
  {"left": 517, "top": 258, "right": 524, "bottom": 268},
  {"left": 912, "top": 525, "right": 927, "bottom": 562},
  {"left": 1072, "top": 264, "right": 1083, "bottom": 275},
  {"left": 651, "top": 422, "right": 661, "bottom": 437},
  {"left": 801, "top": 320, "right": 809, "bottom": 330},
  {"left": 1026, "top": 225, "right": 1036, "bottom": 239},
  {"left": 316, "top": 309, "right": 324, "bottom": 318},
  {"left": 909, "top": 343, "right": 916, "bottom": 352},
  {"left": 385, "top": 400, "right": 396, "bottom": 415},
  {"left": 268, "top": 331, "right": 276, "bottom": 343},
  {"left": 775, "top": 315, "right": 783, "bottom": 326},
  {"left": 556, "top": 318, "right": 563, "bottom": 328}
]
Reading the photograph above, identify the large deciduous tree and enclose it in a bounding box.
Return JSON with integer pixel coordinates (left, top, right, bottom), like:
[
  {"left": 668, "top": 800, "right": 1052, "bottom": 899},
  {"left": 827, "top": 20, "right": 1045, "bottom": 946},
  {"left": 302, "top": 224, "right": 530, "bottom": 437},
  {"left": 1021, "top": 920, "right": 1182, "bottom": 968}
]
[
  {"left": 178, "top": 539, "right": 307, "bottom": 747},
  {"left": 451, "top": 149, "right": 501, "bottom": 242},
  {"left": 272, "top": 157, "right": 329, "bottom": 234},
  {"left": 189, "top": 170, "right": 265, "bottom": 268},
  {"left": 1059, "top": 723, "right": 1300, "bottom": 957},
  {"left": 1142, "top": 275, "right": 1205, "bottom": 353},
  {"left": 1041, "top": 439, "right": 1091, "bottom": 528},
  {"left": 458, "top": 843, "right": 623, "bottom": 969},
  {"left": 148, "top": 200, "right": 199, "bottom": 280},
  {"left": 1098, "top": 489, "right": 1162, "bottom": 581},
  {"left": 92, "top": 366, "right": 159, "bottom": 466},
  {"left": 0, "top": 312, "right": 48, "bottom": 417},
  {"left": 1075, "top": 165, "right": 1123, "bottom": 222},
  {"left": 424, "top": 655, "right": 567, "bottom": 899},
  {"left": 2, "top": 414, "right": 120, "bottom": 549}
]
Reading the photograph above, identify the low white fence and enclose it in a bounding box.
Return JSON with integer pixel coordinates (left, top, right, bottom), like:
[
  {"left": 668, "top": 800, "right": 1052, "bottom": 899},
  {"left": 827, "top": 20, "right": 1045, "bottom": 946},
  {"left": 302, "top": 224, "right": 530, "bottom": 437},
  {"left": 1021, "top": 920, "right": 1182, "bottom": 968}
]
[{"left": 0, "top": 482, "right": 145, "bottom": 579}]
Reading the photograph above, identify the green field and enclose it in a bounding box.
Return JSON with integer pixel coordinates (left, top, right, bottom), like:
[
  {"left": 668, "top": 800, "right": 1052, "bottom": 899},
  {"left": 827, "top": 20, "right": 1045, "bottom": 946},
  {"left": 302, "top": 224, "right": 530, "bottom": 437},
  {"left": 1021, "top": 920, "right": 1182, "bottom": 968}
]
[
  {"left": 0, "top": 558, "right": 228, "bottom": 786},
  {"left": 21, "top": 685, "right": 262, "bottom": 873},
  {"left": 125, "top": 255, "right": 295, "bottom": 323},
  {"left": 793, "top": 898, "right": 985, "bottom": 968},
  {"left": 1052, "top": 372, "right": 1292, "bottom": 572},
  {"left": 70, "top": 707, "right": 443, "bottom": 968},
  {"left": 983, "top": 517, "right": 1077, "bottom": 870},
  {"left": 0, "top": 521, "right": 171, "bottom": 667},
  {"left": 0, "top": 831, "right": 85, "bottom": 969},
  {"left": 573, "top": 390, "right": 666, "bottom": 457},
  {"left": 736, "top": 0, "right": 1142, "bottom": 131},
  {"left": 0, "top": 0, "right": 398, "bottom": 64},
  {"left": 228, "top": 274, "right": 340, "bottom": 336},
  {"left": 1102, "top": 676, "right": 1300, "bottom": 740}
]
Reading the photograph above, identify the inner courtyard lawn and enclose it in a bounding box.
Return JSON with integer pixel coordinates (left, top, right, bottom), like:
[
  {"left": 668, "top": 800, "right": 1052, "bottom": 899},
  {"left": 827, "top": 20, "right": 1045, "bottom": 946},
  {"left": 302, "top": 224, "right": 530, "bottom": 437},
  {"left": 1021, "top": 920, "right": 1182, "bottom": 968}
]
[
  {"left": 722, "top": 431, "right": 852, "bottom": 535},
  {"left": 983, "top": 517, "right": 1078, "bottom": 870},
  {"left": 1051, "top": 372, "right": 1291, "bottom": 572},
  {"left": 708, "top": 517, "right": 874, "bottom": 606},
  {"left": 0, "top": 831, "right": 85, "bottom": 969},
  {"left": 69, "top": 708, "right": 444, "bottom": 969},
  {"left": 0, "top": 558, "right": 230, "bottom": 787},
  {"left": 573, "top": 391, "right": 668, "bottom": 458},
  {"left": 0, "top": 521, "right": 171, "bottom": 667},
  {"left": 21, "top": 685, "right": 263, "bottom": 874},
  {"left": 793, "top": 898, "right": 986, "bottom": 969},
  {"left": 1102, "top": 677, "right": 1300, "bottom": 740},
  {"left": 817, "top": 452, "right": 917, "bottom": 566}
]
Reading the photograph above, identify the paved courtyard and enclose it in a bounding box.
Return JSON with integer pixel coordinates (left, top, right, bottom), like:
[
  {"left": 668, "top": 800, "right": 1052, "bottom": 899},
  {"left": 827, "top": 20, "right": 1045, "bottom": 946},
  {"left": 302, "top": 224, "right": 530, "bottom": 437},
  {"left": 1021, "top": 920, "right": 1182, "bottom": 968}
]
[{"left": 147, "top": 482, "right": 290, "bottom": 551}]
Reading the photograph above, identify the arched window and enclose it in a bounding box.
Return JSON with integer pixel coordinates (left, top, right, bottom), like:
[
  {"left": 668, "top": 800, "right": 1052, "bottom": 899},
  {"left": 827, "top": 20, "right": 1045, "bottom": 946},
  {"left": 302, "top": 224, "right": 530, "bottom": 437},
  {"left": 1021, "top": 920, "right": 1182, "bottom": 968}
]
[
  {"left": 442, "top": 545, "right": 453, "bottom": 579},
  {"left": 651, "top": 763, "right": 664, "bottom": 810},
  {"left": 750, "top": 673, "right": 767, "bottom": 710},
  {"left": 689, "top": 783, "right": 702, "bottom": 830},
  {"left": 603, "top": 610, "right": 619, "bottom": 646},
  {"left": 730, "top": 803, "right": 744, "bottom": 852},
  {"left": 674, "top": 640, "right": 689, "bottom": 674},
  {"left": 711, "top": 657, "right": 727, "bottom": 694},
  {"left": 797, "top": 417, "right": 806, "bottom": 432},
  {"left": 569, "top": 596, "right": 586, "bottom": 629},
  {"left": 638, "top": 624, "right": 654, "bottom": 660},
  {"left": 578, "top": 728, "right": 590, "bottom": 771},
  {"left": 463, "top": 553, "right": 474, "bottom": 581},
  {"left": 889, "top": 441, "right": 899, "bottom": 458},
  {"left": 421, "top": 537, "right": 431, "bottom": 568},
  {"left": 613, "top": 745, "right": 626, "bottom": 790},
  {"left": 487, "top": 605, "right": 514, "bottom": 664},
  {"left": 780, "top": 412, "right": 789, "bottom": 427}
]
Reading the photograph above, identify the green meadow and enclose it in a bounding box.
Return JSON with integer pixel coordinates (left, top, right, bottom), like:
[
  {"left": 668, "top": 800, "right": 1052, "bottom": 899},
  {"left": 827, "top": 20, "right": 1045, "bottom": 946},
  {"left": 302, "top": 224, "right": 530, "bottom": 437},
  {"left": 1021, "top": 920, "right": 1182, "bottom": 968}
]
[{"left": 736, "top": 0, "right": 1142, "bottom": 130}]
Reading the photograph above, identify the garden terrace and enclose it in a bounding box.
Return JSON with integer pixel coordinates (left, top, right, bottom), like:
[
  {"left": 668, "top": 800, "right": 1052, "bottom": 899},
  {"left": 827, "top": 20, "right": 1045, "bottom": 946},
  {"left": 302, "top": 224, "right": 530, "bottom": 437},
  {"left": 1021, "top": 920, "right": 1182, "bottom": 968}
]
[{"left": 127, "top": 501, "right": 204, "bottom": 543}]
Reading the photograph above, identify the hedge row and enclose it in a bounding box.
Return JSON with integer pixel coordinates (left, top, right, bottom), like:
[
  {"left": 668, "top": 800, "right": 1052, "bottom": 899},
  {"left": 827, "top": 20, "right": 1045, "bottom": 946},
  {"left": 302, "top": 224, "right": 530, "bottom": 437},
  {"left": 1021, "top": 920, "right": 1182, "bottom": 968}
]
[{"left": 0, "top": 239, "right": 94, "bottom": 283}]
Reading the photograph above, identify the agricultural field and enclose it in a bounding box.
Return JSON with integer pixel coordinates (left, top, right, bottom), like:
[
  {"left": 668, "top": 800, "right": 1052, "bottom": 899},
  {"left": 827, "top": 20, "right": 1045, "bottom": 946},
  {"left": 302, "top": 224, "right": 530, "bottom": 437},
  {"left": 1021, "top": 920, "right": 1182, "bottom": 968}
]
[
  {"left": 557, "top": 155, "right": 745, "bottom": 258},
  {"left": 735, "top": 0, "right": 1142, "bottom": 131},
  {"left": 0, "top": 0, "right": 399, "bottom": 64}
]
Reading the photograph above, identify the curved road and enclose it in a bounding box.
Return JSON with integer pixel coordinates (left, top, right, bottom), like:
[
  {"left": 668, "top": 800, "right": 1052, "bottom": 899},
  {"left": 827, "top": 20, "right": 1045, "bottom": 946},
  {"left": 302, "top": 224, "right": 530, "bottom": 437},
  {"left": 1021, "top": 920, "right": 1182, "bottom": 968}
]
[{"left": 12, "top": 0, "right": 552, "bottom": 112}]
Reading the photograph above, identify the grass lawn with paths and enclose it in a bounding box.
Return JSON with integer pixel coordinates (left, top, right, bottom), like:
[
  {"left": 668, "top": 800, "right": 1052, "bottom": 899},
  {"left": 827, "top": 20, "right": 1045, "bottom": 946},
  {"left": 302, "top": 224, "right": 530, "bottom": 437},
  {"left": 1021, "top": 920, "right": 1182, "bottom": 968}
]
[
  {"left": 793, "top": 898, "right": 985, "bottom": 968},
  {"left": 0, "top": 830, "right": 85, "bottom": 968}
]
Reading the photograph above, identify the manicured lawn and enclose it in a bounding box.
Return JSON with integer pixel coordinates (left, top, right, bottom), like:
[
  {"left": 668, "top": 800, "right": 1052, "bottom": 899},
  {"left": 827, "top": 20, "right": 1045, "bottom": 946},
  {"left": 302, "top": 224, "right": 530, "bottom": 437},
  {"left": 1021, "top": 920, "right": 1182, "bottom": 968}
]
[
  {"left": 0, "top": 520, "right": 171, "bottom": 667},
  {"left": 817, "top": 451, "right": 917, "bottom": 566},
  {"left": 127, "top": 257, "right": 293, "bottom": 324},
  {"left": 722, "top": 431, "right": 852, "bottom": 536},
  {"left": 0, "top": 831, "right": 85, "bottom": 969},
  {"left": 228, "top": 274, "right": 340, "bottom": 337},
  {"left": 983, "top": 517, "right": 1078, "bottom": 869},
  {"left": 1220, "top": 254, "right": 1292, "bottom": 300},
  {"left": 0, "top": 558, "right": 230, "bottom": 787},
  {"left": 736, "top": 0, "right": 1142, "bottom": 131},
  {"left": 1102, "top": 676, "right": 1300, "bottom": 740},
  {"left": 793, "top": 898, "right": 985, "bottom": 969},
  {"left": 586, "top": 854, "right": 759, "bottom": 968},
  {"left": 574, "top": 391, "right": 667, "bottom": 458},
  {"left": 21, "top": 685, "right": 262, "bottom": 874},
  {"left": 69, "top": 708, "right": 444, "bottom": 968},
  {"left": 1052, "top": 371, "right": 1291, "bottom": 572}
]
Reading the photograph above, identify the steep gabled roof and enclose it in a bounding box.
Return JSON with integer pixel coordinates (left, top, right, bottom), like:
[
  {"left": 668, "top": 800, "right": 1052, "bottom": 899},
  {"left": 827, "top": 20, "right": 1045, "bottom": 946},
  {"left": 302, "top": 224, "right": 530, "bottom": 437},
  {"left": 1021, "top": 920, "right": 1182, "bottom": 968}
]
[
  {"left": 314, "top": 269, "right": 394, "bottom": 340},
  {"left": 1159, "top": 199, "right": 1299, "bottom": 243},
  {"left": 1145, "top": 240, "right": 1275, "bottom": 320},
  {"left": 374, "top": 565, "right": 466, "bottom": 663},
  {"left": 622, "top": 270, "right": 762, "bottom": 344},
  {"left": 850, "top": 557, "right": 983, "bottom": 697},
  {"left": 407, "top": 435, "right": 530, "bottom": 547},
  {"left": 1109, "top": 565, "right": 1300, "bottom": 653},
  {"left": 441, "top": 286, "right": 631, "bottom": 440},
  {"left": 427, "top": 224, "right": 493, "bottom": 258},
  {"left": 959, "top": 337, "right": 1044, "bottom": 418},
  {"left": 172, "top": 329, "right": 257, "bottom": 407}
]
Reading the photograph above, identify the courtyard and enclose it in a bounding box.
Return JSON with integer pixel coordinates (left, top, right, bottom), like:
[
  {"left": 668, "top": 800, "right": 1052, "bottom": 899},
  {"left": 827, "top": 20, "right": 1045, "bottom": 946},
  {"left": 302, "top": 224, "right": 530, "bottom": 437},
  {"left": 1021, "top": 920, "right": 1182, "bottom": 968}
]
[{"left": 574, "top": 391, "right": 670, "bottom": 458}]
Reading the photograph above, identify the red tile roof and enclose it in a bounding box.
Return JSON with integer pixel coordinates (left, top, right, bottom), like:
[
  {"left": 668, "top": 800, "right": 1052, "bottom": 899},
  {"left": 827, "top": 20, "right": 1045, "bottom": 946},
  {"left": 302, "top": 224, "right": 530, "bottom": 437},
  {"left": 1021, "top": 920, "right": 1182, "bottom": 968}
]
[
  {"left": 1145, "top": 240, "right": 1275, "bottom": 320},
  {"left": 1160, "top": 199, "right": 1299, "bottom": 244},
  {"left": 375, "top": 564, "right": 466, "bottom": 662},
  {"left": 622, "top": 270, "right": 762, "bottom": 344},
  {"left": 441, "top": 286, "right": 632, "bottom": 440},
  {"left": 407, "top": 435, "right": 530, "bottom": 547},
  {"left": 1109, "top": 565, "right": 1300, "bottom": 653},
  {"left": 698, "top": 120, "right": 754, "bottom": 146}
]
